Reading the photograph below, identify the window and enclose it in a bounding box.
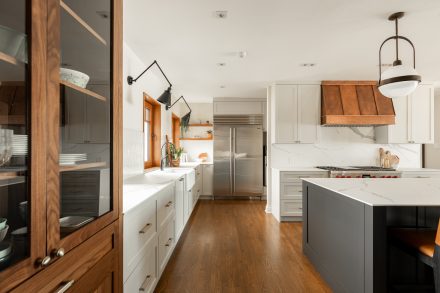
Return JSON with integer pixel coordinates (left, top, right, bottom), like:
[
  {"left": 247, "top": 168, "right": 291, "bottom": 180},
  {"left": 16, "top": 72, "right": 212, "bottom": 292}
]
[
  {"left": 172, "top": 113, "right": 180, "bottom": 148},
  {"left": 143, "top": 93, "right": 161, "bottom": 169},
  {"left": 144, "top": 99, "right": 153, "bottom": 168}
]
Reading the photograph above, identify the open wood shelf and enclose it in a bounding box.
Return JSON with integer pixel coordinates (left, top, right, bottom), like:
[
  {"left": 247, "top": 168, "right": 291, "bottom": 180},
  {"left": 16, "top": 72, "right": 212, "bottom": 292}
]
[
  {"left": 60, "top": 161, "right": 107, "bottom": 172},
  {"left": 0, "top": 167, "right": 27, "bottom": 180},
  {"left": 188, "top": 124, "right": 213, "bottom": 127},
  {"left": 180, "top": 137, "right": 213, "bottom": 141},
  {"left": 0, "top": 51, "right": 19, "bottom": 65},
  {"left": 0, "top": 115, "right": 25, "bottom": 125},
  {"left": 61, "top": 80, "right": 107, "bottom": 101},
  {"left": 60, "top": 0, "right": 107, "bottom": 46}
]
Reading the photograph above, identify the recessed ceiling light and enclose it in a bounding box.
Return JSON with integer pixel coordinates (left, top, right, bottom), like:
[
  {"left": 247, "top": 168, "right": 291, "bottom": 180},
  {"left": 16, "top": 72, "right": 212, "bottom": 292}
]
[
  {"left": 214, "top": 11, "right": 228, "bottom": 19},
  {"left": 217, "top": 62, "right": 226, "bottom": 67},
  {"left": 300, "top": 63, "right": 316, "bottom": 67},
  {"left": 238, "top": 51, "right": 247, "bottom": 58},
  {"left": 220, "top": 85, "right": 226, "bottom": 89}
]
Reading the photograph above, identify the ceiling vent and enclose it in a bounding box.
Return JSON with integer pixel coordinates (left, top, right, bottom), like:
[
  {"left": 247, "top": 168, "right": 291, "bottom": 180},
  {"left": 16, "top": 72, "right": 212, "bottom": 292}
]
[
  {"left": 214, "top": 11, "right": 228, "bottom": 19},
  {"left": 321, "top": 81, "right": 396, "bottom": 126}
]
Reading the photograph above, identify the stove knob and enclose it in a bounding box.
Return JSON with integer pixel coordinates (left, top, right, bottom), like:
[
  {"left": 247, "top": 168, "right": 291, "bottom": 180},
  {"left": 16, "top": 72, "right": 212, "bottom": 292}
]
[
  {"left": 336, "top": 175, "right": 341, "bottom": 178},
  {"left": 372, "top": 176, "right": 376, "bottom": 178},
  {"left": 387, "top": 176, "right": 392, "bottom": 178},
  {"left": 346, "top": 176, "right": 352, "bottom": 178},
  {"left": 356, "top": 176, "right": 361, "bottom": 178},
  {"left": 393, "top": 176, "right": 398, "bottom": 178}
]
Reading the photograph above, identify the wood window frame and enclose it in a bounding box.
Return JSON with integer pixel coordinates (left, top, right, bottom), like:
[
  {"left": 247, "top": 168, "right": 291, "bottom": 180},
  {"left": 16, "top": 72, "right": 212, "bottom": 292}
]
[
  {"left": 172, "top": 113, "right": 181, "bottom": 148},
  {"left": 143, "top": 93, "right": 161, "bottom": 169}
]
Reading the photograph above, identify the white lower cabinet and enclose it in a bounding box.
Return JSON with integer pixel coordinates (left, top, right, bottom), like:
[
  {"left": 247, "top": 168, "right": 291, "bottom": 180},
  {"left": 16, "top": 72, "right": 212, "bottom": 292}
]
[
  {"left": 123, "top": 170, "right": 201, "bottom": 292},
  {"left": 272, "top": 169, "right": 328, "bottom": 221},
  {"left": 202, "top": 164, "right": 213, "bottom": 196},
  {"left": 158, "top": 219, "right": 175, "bottom": 274},
  {"left": 400, "top": 169, "right": 440, "bottom": 178},
  {"left": 124, "top": 238, "right": 158, "bottom": 293}
]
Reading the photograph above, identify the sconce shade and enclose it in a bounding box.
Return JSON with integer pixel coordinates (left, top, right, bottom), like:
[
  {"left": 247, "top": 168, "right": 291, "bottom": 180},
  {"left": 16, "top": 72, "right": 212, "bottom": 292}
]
[
  {"left": 181, "top": 112, "right": 191, "bottom": 126},
  {"left": 157, "top": 87, "right": 172, "bottom": 108}
]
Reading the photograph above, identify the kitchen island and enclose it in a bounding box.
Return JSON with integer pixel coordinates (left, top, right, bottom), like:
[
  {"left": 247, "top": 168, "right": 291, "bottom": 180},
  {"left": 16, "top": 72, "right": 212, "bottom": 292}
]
[{"left": 302, "top": 178, "right": 440, "bottom": 293}]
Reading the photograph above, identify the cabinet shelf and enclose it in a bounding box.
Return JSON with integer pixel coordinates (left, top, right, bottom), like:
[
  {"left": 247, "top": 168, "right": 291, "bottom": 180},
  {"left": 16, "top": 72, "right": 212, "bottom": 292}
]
[
  {"left": 60, "top": 0, "right": 107, "bottom": 46},
  {"left": 180, "top": 137, "right": 213, "bottom": 141},
  {"left": 188, "top": 124, "right": 213, "bottom": 127},
  {"left": 60, "top": 161, "right": 107, "bottom": 172},
  {"left": 0, "top": 51, "right": 19, "bottom": 65},
  {"left": 61, "top": 80, "right": 107, "bottom": 101},
  {"left": 0, "top": 115, "right": 25, "bottom": 125}
]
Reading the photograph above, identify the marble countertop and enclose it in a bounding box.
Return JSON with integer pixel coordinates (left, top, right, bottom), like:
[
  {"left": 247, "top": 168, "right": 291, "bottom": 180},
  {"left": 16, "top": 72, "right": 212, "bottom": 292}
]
[
  {"left": 179, "top": 161, "right": 213, "bottom": 167},
  {"left": 303, "top": 178, "right": 440, "bottom": 207},
  {"left": 398, "top": 168, "right": 440, "bottom": 172},
  {"left": 123, "top": 168, "right": 194, "bottom": 214},
  {"left": 272, "top": 167, "right": 328, "bottom": 172}
]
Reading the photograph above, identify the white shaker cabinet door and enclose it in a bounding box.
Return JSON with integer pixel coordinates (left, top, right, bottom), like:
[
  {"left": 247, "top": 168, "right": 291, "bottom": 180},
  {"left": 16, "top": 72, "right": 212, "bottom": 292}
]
[
  {"left": 202, "top": 164, "right": 213, "bottom": 195},
  {"left": 388, "top": 95, "right": 410, "bottom": 143},
  {"left": 272, "top": 85, "right": 298, "bottom": 143},
  {"left": 298, "top": 85, "right": 320, "bottom": 143},
  {"left": 410, "top": 84, "right": 434, "bottom": 144}
]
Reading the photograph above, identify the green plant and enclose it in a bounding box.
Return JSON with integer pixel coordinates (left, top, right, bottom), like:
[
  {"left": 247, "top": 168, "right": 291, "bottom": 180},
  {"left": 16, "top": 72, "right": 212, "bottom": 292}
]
[
  {"left": 168, "top": 143, "right": 184, "bottom": 160},
  {"left": 180, "top": 120, "right": 189, "bottom": 133}
]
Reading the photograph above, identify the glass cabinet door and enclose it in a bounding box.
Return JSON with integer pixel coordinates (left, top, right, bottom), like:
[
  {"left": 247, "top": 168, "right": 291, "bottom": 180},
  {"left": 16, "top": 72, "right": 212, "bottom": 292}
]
[
  {"left": 0, "top": 0, "right": 46, "bottom": 288},
  {"left": 46, "top": 0, "right": 117, "bottom": 255}
]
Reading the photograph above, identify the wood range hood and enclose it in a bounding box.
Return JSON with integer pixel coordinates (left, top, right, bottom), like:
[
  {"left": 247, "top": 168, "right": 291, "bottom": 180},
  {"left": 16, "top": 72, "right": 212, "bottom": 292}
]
[{"left": 321, "top": 81, "right": 395, "bottom": 126}]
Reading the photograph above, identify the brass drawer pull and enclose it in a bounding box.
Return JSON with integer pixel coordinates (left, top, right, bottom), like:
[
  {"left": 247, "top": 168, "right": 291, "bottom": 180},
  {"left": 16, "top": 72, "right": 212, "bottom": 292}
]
[
  {"left": 165, "top": 238, "right": 173, "bottom": 247},
  {"left": 139, "top": 275, "right": 152, "bottom": 292},
  {"left": 165, "top": 201, "right": 173, "bottom": 208},
  {"left": 139, "top": 223, "right": 152, "bottom": 234},
  {"left": 55, "top": 280, "right": 75, "bottom": 293}
]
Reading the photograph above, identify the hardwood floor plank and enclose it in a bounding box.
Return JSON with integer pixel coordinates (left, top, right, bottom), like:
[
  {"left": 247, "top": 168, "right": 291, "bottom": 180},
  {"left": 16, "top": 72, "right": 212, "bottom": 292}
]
[{"left": 155, "top": 200, "right": 331, "bottom": 293}]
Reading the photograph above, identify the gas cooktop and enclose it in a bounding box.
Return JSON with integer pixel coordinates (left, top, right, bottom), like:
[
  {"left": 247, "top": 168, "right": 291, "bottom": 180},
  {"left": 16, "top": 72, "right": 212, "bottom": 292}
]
[{"left": 316, "top": 166, "right": 396, "bottom": 172}]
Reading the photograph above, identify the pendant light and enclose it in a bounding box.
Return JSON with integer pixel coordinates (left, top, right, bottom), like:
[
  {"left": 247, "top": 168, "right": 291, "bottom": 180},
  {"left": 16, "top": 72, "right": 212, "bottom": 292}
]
[{"left": 378, "top": 12, "right": 421, "bottom": 98}]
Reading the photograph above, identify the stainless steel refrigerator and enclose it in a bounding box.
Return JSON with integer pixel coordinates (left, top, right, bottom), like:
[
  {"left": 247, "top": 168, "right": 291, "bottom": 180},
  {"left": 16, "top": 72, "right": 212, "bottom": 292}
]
[{"left": 213, "top": 115, "right": 263, "bottom": 198}]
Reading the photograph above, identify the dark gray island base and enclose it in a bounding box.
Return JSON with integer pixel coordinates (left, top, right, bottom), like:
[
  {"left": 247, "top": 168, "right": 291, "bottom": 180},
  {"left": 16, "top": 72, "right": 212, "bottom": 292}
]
[{"left": 302, "top": 179, "right": 440, "bottom": 293}]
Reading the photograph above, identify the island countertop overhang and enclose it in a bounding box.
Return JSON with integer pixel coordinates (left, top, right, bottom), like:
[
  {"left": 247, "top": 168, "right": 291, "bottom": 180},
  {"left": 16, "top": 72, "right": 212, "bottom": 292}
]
[{"left": 302, "top": 178, "right": 440, "bottom": 207}]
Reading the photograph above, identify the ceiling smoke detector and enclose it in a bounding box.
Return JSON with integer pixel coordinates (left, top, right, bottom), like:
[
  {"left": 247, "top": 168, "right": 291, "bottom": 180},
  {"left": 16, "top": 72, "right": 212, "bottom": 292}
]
[
  {"left": 220, "top": 85, "right": 226, "bottom": 89},
  {"left": 214, "top": 11, "right": 228, "bottom": 19},
  {"left": 217, "top": 62, "right": 226, "bottom": 67}
]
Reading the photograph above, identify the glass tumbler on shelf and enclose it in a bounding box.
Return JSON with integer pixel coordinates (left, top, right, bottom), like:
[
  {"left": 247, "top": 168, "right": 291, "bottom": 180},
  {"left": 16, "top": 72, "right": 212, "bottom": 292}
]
[{"left": 0, "top": 129, "right": 13, "bottom": 167}]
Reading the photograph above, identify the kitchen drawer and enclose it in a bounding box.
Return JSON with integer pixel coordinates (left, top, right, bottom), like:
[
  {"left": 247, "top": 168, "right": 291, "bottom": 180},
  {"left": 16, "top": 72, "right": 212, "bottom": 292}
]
[
  {"left": 280, "top": 183, "right": 303, "bottom": 199},
  {"left": 157, "top": 185, "right": 176, "bottom": 231},
  {"left": 158, "top": 219, "right": 175, "bottom": 274},
  {"left": 11, "top": 222, "right": 117, "bottom": 293},
  {"left": 281, "top": 199, "right": 303, "bottom": 217},
  {"left": 123, "top": 197, "right": 157, "bottom": 281},
  {"left": 124, "top": 239, "right": 158, "bottom": 293},
  {"left": 280, "top": 172, "right": 327, "bottom": 183}
]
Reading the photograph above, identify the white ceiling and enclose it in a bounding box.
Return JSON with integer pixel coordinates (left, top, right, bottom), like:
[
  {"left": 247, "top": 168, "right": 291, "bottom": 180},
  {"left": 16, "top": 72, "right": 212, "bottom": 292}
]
[{"left": 124, "top": 0, "right": 440, "bottom": 102}]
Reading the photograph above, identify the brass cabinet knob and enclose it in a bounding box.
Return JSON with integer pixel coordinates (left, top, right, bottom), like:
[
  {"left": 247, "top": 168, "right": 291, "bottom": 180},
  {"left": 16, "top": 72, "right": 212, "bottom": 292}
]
[
  {"left": 35, "top": 256, "right": 51, "bottom": 267},
  {"left": 52, "top": 248, "right": 65, "bottom": 258}
]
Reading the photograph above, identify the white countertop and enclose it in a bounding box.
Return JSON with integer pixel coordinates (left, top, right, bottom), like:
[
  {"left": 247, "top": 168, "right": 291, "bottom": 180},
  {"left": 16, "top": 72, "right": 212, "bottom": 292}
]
[
  {"left": 123, "top": 168, "right": 194, "bottom": 214},
  {"left": 180, "top": 161, "right": 213, "bottom": 167},
  {"left": 398, "top": 168, "right": 440, "bottom": 172},
  {"left": 303, "top": 178, "right": 440, "bottom": 207},
  {"left": 272, "top": 167, "right": 328, "bottom": 172}
]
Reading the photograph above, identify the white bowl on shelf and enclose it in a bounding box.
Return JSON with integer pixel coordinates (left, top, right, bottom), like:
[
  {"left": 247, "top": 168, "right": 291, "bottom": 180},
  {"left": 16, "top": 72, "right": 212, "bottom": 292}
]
[
  {"left": 60, "top": 68, "right": 90, "bottom": 88},
  {"left": 0, "top": 25, "right": 27, "bottom": 63},
  {"left": 0, "top": 225, "right": 9, "bottom": 242}
]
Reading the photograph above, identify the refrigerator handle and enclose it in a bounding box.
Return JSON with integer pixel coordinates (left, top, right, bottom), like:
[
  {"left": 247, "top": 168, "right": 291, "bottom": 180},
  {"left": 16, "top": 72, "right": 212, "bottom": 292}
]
[
  {"left": 233, "top": 128, "right": 236, "bottom": 194},
  {"left": 229, "top": 128, "right": 233, "bottom": 194}
]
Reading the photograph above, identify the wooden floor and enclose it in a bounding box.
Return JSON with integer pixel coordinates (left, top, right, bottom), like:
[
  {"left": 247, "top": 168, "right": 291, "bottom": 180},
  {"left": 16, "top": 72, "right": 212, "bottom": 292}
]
[{"left": 155, "top": 200, "right": 332, "bottom": 293}]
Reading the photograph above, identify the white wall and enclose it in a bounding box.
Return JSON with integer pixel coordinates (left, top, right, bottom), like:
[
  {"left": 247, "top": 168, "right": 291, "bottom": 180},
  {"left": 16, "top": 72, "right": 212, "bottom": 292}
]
[
  {"left": 123, "top": 42, "right": 174, "bottom": 178},
  {"left": 180, "top": 103, "right": 214, "bottom": 162}
]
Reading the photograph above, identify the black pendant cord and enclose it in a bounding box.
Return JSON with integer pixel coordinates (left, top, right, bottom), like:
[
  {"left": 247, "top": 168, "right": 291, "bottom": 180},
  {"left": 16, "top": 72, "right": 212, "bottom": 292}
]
[
  {"left": 395, "top": 18, "right": 399, "bottom": 62},
  {"left": 127, "top": 60, "right": 172, "bottom": 87}
]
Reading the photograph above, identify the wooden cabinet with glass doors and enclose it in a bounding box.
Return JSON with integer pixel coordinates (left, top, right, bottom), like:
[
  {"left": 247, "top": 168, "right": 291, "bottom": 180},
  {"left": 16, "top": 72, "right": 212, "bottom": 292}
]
[{"left": 0, "top": 0, "right": 122, "bottom": 292}]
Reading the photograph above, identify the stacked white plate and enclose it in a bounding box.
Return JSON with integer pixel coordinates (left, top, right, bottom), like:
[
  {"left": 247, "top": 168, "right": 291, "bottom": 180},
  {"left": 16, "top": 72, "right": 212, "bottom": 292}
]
[
  {"left": 59, "top": 154, "right": 87, "bottom": 166},
  {"left": 12, "top": 135, "right": 28, "bottom": 156}
]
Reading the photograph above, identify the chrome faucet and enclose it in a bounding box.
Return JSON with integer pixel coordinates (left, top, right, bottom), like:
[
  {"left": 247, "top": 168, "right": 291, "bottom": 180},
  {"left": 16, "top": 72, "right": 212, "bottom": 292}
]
[{"left": 160, "top": 142, "right": 168, "bottom": 171}]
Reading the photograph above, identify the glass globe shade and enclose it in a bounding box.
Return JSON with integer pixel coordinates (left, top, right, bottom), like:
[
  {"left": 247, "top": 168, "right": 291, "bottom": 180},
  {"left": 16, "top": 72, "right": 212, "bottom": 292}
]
[{"left": 378, "top": 64, "right": 421, "bottom": 98}]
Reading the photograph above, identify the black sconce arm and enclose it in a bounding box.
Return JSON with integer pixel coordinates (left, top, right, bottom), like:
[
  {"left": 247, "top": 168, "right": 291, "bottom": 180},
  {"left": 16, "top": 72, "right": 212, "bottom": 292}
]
[
  {"left": 167, "top": 95, "right": 191, "bottom": 113},
  {"left": 127, "top": 60, "right": 173, "bottom": 87}
]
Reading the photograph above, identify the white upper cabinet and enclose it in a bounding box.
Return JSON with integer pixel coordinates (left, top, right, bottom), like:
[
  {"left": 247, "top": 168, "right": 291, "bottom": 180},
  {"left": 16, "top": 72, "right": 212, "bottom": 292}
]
[
  {"left": 376, "top": 83, "right": 434, "bottom": 144},
  {"left": 271, "top": 84, "right": 320, "bottom": 144}
]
